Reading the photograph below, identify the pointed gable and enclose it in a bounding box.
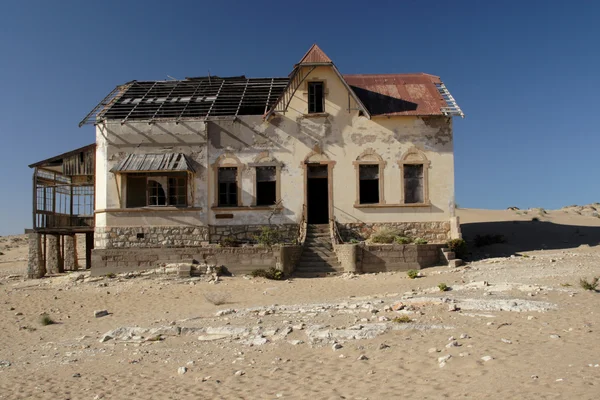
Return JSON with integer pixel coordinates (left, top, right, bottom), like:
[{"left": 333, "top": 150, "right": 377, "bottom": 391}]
[{"left": 297, "top": 44, "right": 333, "bottom": 64}]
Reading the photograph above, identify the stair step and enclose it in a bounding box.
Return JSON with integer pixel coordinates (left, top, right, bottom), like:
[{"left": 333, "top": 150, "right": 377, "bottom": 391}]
[
  {"left": 299, "top": 255, "right": 338, "bottom": 262},
  {"left": 298, "top": 261, "right": 341, "bottom": 268}
]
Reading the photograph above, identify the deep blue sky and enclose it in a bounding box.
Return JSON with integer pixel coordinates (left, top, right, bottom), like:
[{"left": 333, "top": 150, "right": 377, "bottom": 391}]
[{"left": 1, "top": 0, "right": 598, "bottom": 235}]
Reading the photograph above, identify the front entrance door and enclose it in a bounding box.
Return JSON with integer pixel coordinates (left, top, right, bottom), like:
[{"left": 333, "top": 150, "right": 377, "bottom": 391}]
[{"left": 306, "top": 165, "right": 329, "bottom": 224}]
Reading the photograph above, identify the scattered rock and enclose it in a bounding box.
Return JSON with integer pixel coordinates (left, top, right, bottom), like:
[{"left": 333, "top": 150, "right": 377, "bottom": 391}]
[
  {"left": 72, "top": 373, "right": 81, "bottom": 378},
  {"left": 234, "top": 370, "right": 245, "bottom": 376},
  {"left": 446, "top": 341, "right": 460, "bottom": 348},
  {"left": 357, "top": 354, "right": 368, "bottom": 361},
  {"left": 481, "top": 356, "right": 494, "bottom": 362},
  {"left": 501, "top": 338, "right": 512, "bottom": 344},
  {"left": 289, "top": 340, "right": 304, "bottom": 345},
  {"left": 215, "top": 309, "right": 236, "bottom": 317},
  {"left": 99, "top": 334, "right": 113, "bottom": 343},
  {"left": 428, "top": 348, "right": 439, "bottom": 353},
  {"left": 378, "top": 343, "right": 390, "bottom": 350},
  {"left": 332, "top": 343, "right": 343, "bottom": 351},
  {"left": 550, "top": 334, "right": 560, "bottom": 339},
  {"left": 459, "top": 333, "right": 470, "bottom": 339},
  {"left": 178, "top": 367, "right": 187, "bottom": 375},
  {"left": 0, "top": 360, "right": 11, "bottom": 368},
  {"left": 94, "top": 310, "right": 109, "bottom": 318}
]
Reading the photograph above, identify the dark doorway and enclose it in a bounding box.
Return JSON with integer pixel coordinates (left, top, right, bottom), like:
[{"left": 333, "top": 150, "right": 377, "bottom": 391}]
[{"left": 307, "top": 165, "right": 329, "bottom": 224}]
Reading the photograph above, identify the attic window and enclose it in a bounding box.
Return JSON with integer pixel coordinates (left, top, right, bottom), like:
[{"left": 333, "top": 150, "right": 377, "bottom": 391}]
[{"left": 308, "top": 82, "right": 324, "bottom": 113}]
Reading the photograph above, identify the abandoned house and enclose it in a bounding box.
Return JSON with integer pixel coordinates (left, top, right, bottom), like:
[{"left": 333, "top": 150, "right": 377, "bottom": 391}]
[{"left": 27, "top": 44, "right": 464, "bottom": 278}]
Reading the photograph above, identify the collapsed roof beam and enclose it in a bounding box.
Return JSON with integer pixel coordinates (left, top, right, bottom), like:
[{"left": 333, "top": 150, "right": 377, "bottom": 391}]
[
  {"left": 121, "top": 82, "right": 158, "bottom": 125},
  {"left": 234, "top": 78, "right": 250, "bottom": 118}
]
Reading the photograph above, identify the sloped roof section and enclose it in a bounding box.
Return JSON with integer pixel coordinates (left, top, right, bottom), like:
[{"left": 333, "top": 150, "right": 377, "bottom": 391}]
[
  {"left": 111, "top": 153, "right": 195, "bottom": 173},
  {"left": 343, "top": 73, "right": 463, "bottom": 117},
  {"left": 297, "top": 44, "right": 333, "bottom": 64},
  {"left": 80, "top": 76, "right": 288, "bottom": 125}
]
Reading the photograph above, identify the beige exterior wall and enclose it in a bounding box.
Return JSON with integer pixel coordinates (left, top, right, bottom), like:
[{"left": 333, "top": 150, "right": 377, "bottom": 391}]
[{"left": 94, "top": 65, "right": 456, "bottom": 247}]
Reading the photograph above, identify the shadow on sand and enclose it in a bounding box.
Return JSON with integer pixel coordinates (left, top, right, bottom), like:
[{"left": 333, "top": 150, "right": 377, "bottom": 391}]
[{"left": 461, "top": 220, "right": 600, "bottom": 259}]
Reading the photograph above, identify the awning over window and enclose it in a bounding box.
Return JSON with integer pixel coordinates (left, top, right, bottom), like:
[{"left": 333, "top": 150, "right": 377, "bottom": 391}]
[{"left": 111, "top": 153, "right": 195, "bottom": 173}]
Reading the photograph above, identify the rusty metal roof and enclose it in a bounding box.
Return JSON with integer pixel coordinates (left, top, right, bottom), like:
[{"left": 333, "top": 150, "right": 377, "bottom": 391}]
[
  {"left": 111, "top": 153, "right": 195, "bottom": 173},
  {"left": 343, "top": 73, "right": 462, "bottom": 117},
  {"left": 297, "top": 44, "right": 332, "bottom": 64}
]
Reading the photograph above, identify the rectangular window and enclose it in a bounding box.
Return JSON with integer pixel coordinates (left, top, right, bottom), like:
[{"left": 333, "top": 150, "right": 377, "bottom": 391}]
[
  {"left": 126, "top": 174, "right": 187, "bottom": 208},
  {"left": 256, "top": 166, "right": 277, "bottom": 206},
  {"left": 359, "top": 165, "right": 380, "bottom": 204},
  {"left": 404, "top": 164, "right": 424, "bottom": 204},
  {"left": 308, "top": 82, "right": 324, "bottom": 113},
  {"left": 218, "top": 167, "right": 238, "bottom": 207}
]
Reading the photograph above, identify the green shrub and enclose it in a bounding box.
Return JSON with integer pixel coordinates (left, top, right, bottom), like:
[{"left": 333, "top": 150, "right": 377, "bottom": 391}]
[
  {"left": 414, "top": 238, "right": 428, "bottom": 245},
  {"left": 446, "top": 238, "right": 467, "bottom": 259},
  {"left": 438, "top": 283, "right": 449, "bottom": 292},
  {"left": 473, "top": 234, "right": 506, "bottom": 248},
  {"left": 370, "top": 227, "right": 401, "bottom": 244},
  {"left": 219, "top": 237, "right": 239, "bottom": 247},
  {"left": 579, "top": 277, "right": 599, "bottom": 291},
  {"left": 254, "top": 226, "right": 281, "bottom": 247},
  {"left": 392, "top": 316, "right": 413, "bottom": 323},
  {"left": 349, "top": 238, "right": 360, "bottom": 244},
  {"left": 40, "top": 314, "right": 55, "bottom": 326},
  {"left": 105, "top": 272, "right": 116, "bottom": 279},
  {"left": 407, "top": 269, "right": 419, "bottom": 279},
  {"left": 251, "top": 267, "right": 284, "bottom": 280},
  {"left": 394, "top": 236, "right": 412, "bottom": 244}
]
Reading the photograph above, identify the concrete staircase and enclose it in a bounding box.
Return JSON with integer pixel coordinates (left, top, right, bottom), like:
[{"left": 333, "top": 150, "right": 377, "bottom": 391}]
[{"left": 294, "top": 224, "right": 343, "bottom": 277}]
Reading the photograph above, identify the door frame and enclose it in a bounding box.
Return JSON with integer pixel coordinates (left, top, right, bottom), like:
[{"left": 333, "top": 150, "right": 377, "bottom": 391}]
[{"left": 302, "top": 150, "right": 335, "bottom": 224}]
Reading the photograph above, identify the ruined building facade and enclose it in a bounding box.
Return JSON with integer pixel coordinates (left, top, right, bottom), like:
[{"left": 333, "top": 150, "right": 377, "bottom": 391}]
[{"left": 28, "top": 44, "right": 463, "bottom": 276}]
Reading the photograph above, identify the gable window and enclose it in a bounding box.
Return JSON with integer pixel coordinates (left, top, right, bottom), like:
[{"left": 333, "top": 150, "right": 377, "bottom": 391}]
[
  {"left": 218, "top": 167, "right": 238, "bottom": 207},
  {"left": 256, "top": 166, "right": 277, "bottom": 205},
  {"left": 308, "top": 82, "right": 324, "bottom": 113},
  {"left": 359, "top": 165, "right": 380, "bottom": 204},
  {"left": 126, "top": 173, "right": 188, "bottom": 208},
  {"left": 398, "top": 148, "right": 430, "bottom": 205}
]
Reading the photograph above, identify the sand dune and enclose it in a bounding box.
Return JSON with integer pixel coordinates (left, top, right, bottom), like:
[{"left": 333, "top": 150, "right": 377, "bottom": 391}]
[{"left": 0, "top": 209, "right": 599, "bottom": 399}]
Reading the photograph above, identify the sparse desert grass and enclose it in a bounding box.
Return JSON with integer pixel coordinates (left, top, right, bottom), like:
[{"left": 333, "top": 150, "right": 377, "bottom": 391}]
[
  {"left": 394, "top": 236, "right": 412, "bottom": 244},
  {"left": 579, "top": 277, "right": 599, "bottom": 291},
  {"left": 407, "top": 269, "right": 419, "bottom": 279},
  {"left": 392, "top": 316, "right": 413, "bottom": 323},
  {"left": 40, "top": 314, "right": 55, "bottom": 326},
  {"left": 414, "top": 238, "right": 428, "bottom": 245},
  {"left": 204, "top": 291, "right": 230, "bottom": 305},
  {"left": 251, "top": 267, "right": 284, "bottom": 280},
  {"left": 438, "top": 283, "right": 449, "bottom": 292},
  {"left": 370, "top": 227, "right": 401, "bottom": 244}
]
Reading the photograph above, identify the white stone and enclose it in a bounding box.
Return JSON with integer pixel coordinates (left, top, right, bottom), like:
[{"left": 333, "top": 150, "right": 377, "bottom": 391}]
[
  {"left": 357, "top": 354, "right": 368, "bottom": 361},
  {"left": 178, "top": 367, "right": 187, "bottom": 375},
  {"left": 332, "top": 343, "right": 343, "bottom": 351},
  {"left": 234, "top": 370, "right": 245, "bottom": 376},
  {"left": 481, "top": 356, "right": 493, "bottom": 362}
]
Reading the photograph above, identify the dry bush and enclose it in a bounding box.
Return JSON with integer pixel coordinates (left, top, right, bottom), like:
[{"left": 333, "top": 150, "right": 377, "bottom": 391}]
[
  {"left": 203, "top": 292, "right": 230, "bottom": 305},
  {"left": 369, "top": 227, "right": 401, "bottom": 244},
  {"left": 579, "top": 277, "right": 599, "bottom": 291}
]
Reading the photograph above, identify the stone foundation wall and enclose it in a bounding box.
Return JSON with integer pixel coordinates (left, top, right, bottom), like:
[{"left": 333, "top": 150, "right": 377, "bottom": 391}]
[
  {"left": 338, "top": 221, "right": 451, "bottom": 244},
  {"left": 95, "top": 224, "right": 299, "bottom": 249},
  {"left": 91, "top": 245, "right": 302, "bottom": 276},
  {"left": 360, "top": 244, "right": 443, "bottom": 273},
  {"left": 334, "top": 243, "right": 444, "bottom": 273},
  {"left": 95, "top": 226, "right": 210, "bottom": 249},
  {"left": 209, "top": 224, "right": 299, "bottom": 244}
]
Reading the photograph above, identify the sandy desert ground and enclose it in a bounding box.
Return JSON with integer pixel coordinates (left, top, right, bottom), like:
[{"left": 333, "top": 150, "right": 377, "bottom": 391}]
[{"left": 0, "top": 207, "right": 599, "bottom": 399}]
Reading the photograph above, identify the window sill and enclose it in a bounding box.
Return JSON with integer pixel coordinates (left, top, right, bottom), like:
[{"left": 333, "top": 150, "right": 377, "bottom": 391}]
[
  {"left": 353, "top": 202, "right": 431, "bottom": 209},
  {"left": 96, "top": 207, "right": 201, "bottom": 213},
  {"left": 302, "top": 112, "right": 329, "bottom": 118},
  {"left": 212, "top": 206, "right": 283, "bottom": 212}
]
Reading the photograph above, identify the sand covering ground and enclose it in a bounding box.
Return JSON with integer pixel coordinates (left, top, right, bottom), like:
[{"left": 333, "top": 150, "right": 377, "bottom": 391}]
[{"left": 0, "top": 209, "right": 599, "bottom": 399}]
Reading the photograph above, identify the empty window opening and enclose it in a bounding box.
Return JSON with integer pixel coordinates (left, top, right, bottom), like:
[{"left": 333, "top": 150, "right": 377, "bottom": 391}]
[
  {"left": 126, "top": 174, "right": 187, "bottom": 208},
  {"left": 404, "top": 164, "right": 424, "bottom": 204},
  {"left": 359, "top": 165, "right": 380, "bottom": 204},
  {"left": 256, "top": 166, "right": 276, "bottom": 206},
  {"left": 308, "top": 82, "right": 324, "bottom": 113},
  {"left": 218, "top": 167, "right": 238, "bottom": 207}
]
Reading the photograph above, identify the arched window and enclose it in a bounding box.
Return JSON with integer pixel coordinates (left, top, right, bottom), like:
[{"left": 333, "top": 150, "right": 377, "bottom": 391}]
[
  {"left": 249, "top": 152, "right": 282, "bottom": 206},
  {"left": 398, "top": 148, "right": 430, "bottom": 205},
  {"left": 353, "top": 149, "right": 386, "bottom": 206},
  {"left": 212, "top": 153, "right": 243, "bottom": 207}
]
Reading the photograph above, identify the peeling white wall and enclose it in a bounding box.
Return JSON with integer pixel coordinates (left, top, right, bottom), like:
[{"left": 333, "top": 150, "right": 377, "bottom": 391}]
[{"left": 95, "top": 65, "right": 455, "bottom": 230}]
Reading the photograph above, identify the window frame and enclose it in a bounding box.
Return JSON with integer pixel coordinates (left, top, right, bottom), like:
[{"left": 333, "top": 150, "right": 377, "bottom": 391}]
[
  {"left": 249, "top": 152, "right": 282, "bottom": 207},
  {"left": 217, "top": 167, "right": 239, "bottom": 207},
  {"left": 124, "top": 172, "right": 189, "bottom": 208},
  {"left": 212, "top": 153, "right": 243, "bottom": 208},
  {"left": 353, "top": 149, "right": 386, "bottom": 206},
  {"left": 307, "top": 81, "right": 325, "bottom": 114},
  {"left": 397, "top": 148, "right": 431, "bottom": 206}
]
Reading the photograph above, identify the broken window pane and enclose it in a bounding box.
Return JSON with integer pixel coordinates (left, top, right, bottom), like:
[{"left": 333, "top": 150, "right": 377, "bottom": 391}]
[
  {"left": 256, "top": 166, "right": 276, "bottom": 205},
  {"left": 126, "top": 176, "right": 147, "bottom": 208},
  {"left": 359, "top": 165, "right": 379, "bottom": 204},
  {"left": 308, "top": 82, "right": 324, "bottom": 113},
  {"left": 404, "top": 164, "right": 424, "bottom": 204},
  {"left": 218, "top": 167, "right": 238, "bottom": 206},
  {"left": 148, "top": 179, "right": 167, "bottom": 206},
  {"left": 126, "top": 174, "right": 187, "bottom": 208}
]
